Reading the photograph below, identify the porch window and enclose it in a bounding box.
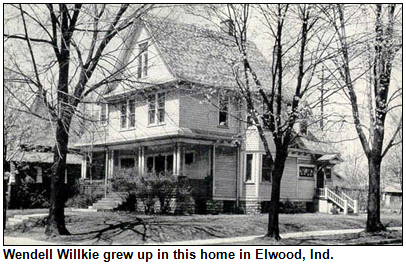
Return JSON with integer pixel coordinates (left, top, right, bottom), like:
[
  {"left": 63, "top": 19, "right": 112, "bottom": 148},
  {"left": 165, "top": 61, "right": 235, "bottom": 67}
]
[
  {"left": 100, "top": 103, "right": 108, "bottom": 125},
  {"left": 148, "top": 92, "right": 166, "bottom": 125},
  {"left": 120, "top": 158, "right": 135, "bottom": 169},
  {"left": 245, "top": 154, "right": 253, "bottom": 182},
  {"left": 185, "top": 152, "right": 194, "bottom": 165},
  {"left": 262, "top": 154, "right": 272, "bottom": 182},
  {"left": 146, "top": 154, "right": 173, "bottom": 174},
  {"left": 219, "top": 95, "right": 229, "bottom": 127},
  {"left": 137, "top": 42, "right": 148, "bottom": 79},
  {"left": 299, "top": 166, "right": 315, "bottom": 178}
]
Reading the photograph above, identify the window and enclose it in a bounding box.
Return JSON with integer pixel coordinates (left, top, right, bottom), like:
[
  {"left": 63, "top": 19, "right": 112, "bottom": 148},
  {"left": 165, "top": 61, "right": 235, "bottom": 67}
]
[
  {"left": 129, "top": 99, "right": 136, "bottom": 128},
  {"left": 299, "top": 166, "right": 315, "bottom": 178},
  {"left": 120, "top": 102, "right": 127, "bottom": 129},
  {"left": 245, "top": 154, "right": 253, "bottom": 182},
  {"left": 219, "top": 95, "right": 229, "bottom": 127},
  {"left": 325, "top": 168, "right": 331, "bottom": 179},
  {"left": 157, "top": 92, "right": 165, "bottom": 123},
  {"left": 100, "top": 103, "right": 108, "bottom": 125},
  {"left": 146, "top": 154, "right": 173, "bottom": 174},
  {"left": 120, "top": 158, "right": 135, "bottom": 169},
  {"left": 137, "top": 42, "right": 148, "bottom": 78},
  {"left": 120, "top": 100, "right": 136, "bottom": 129},
  {"left": 148, "top": 92, "right": 165, "bottom": 125},
  {"left": 185, "top": 153, "right": 194, "bottom": 165},
  {"left": 262, "top": 155, "right": 272, "bottom": 182}
]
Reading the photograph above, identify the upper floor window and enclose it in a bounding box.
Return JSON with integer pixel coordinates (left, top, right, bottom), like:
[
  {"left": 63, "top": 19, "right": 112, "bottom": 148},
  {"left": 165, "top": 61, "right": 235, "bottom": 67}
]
[
  {"left": 120, "top": 99, "right": 136, "bottom": 129},
  {"left": 262, "top": 154, "right": 272, "bottom": 182},
  {"left": 245, "top": 153, "right": 253, "bottom": 182},
  {"left": 137, "top": 42, "right": 148, "bottom": 79},
  {"left": 219, "top": 95, "right": 229, "bottom": 127},
  {"left": 100, "top": 103, "right": 108, "bottom": 125},
  {"left": 148, "top": 92, "right": 165, "bottom": 125}
]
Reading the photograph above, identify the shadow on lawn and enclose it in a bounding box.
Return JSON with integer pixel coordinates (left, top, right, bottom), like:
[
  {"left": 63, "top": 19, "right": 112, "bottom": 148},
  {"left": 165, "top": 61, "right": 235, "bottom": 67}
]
[{"left": 71, "top": 217, "right": 148, "bottom": 244}]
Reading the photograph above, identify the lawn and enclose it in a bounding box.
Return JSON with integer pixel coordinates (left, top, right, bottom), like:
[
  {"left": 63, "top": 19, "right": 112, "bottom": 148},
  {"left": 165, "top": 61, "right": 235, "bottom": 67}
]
[{"left": 4, "top": 211, "right": 402, "bottom": 245}]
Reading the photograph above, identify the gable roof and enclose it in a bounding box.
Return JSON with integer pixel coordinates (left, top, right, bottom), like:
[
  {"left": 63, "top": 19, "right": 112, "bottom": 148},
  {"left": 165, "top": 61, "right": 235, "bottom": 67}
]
[{"left": 106, "top": 17, "right": 275, "bottom": 96}]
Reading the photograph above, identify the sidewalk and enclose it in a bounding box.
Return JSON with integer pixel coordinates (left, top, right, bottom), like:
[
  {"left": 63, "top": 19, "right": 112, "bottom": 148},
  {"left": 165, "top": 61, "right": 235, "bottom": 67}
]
[
  {"left": 4, "top": 227, "right": 401, "bottom": 245},
  {"left": 148, "top": 226, "right": 402, "bottom": 245}
]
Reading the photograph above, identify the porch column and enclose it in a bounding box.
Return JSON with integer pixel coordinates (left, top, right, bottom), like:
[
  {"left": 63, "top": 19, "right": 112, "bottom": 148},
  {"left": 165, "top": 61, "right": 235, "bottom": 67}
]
[
  {"left": 173, "top": 144, "right": 178, "bottom": 175},
  {"left": 175, "top": 144, "right": 184, "bottom": 176},
  {"left": 138, "top": 146, "right": 145, "bottom": 175},
  {"left": 109, "top": 150, "right": 114, "bottom": 178},
  {"left": 35, "top": 166, "right": 43, "bottom": 183},
  {"left": 212, "top": 143, "right": 216, "bottom": 197},
  {"left": 105, "top": 147, "right": 109, "bottom": 198},
  {"left": 81, "top": 154, "right": 87, "bottom": 179}
]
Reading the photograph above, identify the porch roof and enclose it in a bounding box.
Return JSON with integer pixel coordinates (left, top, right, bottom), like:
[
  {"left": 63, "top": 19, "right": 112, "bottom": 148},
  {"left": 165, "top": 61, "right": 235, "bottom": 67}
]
[
  {"left": 75, "top": 127, "right": 237, "bottom": 150},
  {"left": 9, "top": 151, "right": 82, "bottom": 165}
]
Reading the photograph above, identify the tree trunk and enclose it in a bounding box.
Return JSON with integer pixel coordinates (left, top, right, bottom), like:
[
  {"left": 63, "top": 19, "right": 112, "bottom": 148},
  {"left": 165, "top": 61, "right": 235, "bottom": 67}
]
[
  {"left": 366, "top": 153, "right": 385, "bottom": 232},
  {"left": 265, "top": 152, "right": 287, "bottom": 240},
  {"left": 45, "top": 118, "right": 71, "bottom": 236}
]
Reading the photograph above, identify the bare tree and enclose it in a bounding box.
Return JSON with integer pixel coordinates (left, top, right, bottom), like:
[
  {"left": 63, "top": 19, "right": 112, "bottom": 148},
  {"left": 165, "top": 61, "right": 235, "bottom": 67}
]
[
  {"left": 4, "top": 4, "right": 154, "bottom": 236},
  {"left": 204, "top": 4, "right": 336, "bottom": 240},
  {"left": 326, "top": 4, "right": 402, "bottom": 232}
]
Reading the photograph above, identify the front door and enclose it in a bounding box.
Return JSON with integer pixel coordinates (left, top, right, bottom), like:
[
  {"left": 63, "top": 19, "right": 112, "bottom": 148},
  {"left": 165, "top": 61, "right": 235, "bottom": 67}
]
[{"left": 316, "top": 167, "right": 325, "bottom": 190}]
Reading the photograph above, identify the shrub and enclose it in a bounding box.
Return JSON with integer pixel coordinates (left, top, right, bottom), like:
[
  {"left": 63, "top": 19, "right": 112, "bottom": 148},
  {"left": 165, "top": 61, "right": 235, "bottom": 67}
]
[
  {"left": 111, "top": 169, "right": 193, "bottom": 214},
  {"left": 66, "top": 193, "right": 97, "bottom": 208},
  {"left": 9, "top": 177, "right": 49, "bottom": 209}
]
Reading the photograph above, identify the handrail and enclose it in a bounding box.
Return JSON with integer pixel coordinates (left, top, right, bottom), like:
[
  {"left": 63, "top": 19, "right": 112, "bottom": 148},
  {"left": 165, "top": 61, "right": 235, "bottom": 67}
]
[
  {"left": 339, "top": 191, "right": 355, "bottom": 210},
  {"left": 318, "top": 187, "right": 358, "bottom": 214}
]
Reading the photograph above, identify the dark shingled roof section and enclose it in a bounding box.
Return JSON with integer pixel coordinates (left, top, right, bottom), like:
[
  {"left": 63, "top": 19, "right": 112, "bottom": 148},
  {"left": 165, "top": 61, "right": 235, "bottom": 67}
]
[{"left": 108, "top": 17, "right": 276, "bottom": 95}]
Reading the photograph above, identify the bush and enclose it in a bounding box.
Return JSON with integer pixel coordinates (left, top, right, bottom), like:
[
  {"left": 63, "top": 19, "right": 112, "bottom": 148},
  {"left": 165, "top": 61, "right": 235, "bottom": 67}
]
[
  {"left": 66, "top": 193, "right": 97, "bottom": 208},
  {"left": 110, "top": 169, "right": 193, "bottom": 214},
  {"left": 9, "top": 177, "right": 49, "bottom": 209}
]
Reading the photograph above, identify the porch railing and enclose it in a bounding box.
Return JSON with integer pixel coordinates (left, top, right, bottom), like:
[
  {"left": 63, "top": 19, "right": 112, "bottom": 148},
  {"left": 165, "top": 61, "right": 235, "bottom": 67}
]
[{"left": 318, "top": 187, "right": 358, "bottom": 214}]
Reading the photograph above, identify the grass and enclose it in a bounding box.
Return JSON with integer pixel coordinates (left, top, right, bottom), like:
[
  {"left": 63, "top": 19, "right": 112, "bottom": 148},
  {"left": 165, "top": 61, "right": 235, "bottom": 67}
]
[{"left": 4, "top": 211, "right": 402, "bottom": 245}]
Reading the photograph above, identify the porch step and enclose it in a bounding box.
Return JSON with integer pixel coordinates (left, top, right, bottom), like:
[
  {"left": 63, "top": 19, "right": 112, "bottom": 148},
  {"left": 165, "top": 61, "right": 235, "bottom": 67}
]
[{"left": 88, "top": 192, "right": 129, "bottom": 211}]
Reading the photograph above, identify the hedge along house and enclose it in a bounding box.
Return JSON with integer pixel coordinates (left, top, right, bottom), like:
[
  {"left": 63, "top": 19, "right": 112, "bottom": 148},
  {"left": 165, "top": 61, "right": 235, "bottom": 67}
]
[{"left": 75, "top": 17, "right": 348, "bottom": 214}]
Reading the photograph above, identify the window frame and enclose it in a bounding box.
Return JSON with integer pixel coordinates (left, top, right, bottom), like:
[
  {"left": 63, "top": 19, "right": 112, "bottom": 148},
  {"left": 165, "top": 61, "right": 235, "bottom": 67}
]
[
  {"left": 100, "top": 103, "right": 108, "bottom": 126},
  {"left": 137, "top": 42, "right": 148, "bottom": 79},
  {"left": 119, "top": 155, "right": 136, "bottom": 170},
  {"left": 148, "top": 92, "right": 166, "bottom": 126},
  {"left": 120, "top": 99, "right": 136, "bottom": 130},
  {"left": 145, "top": 153, "right": 174, "bottom": 174},
  {"left": 298, "top": 164, "right": 316, "bottom": 179},
  {"left": 261, "top": 154, "right": 273, "bottom": 183},
  {"left": 245, "top": 153, "right": 254, "bottom": 183},
  {"left": 218, "top": 94, "right": 229, "bottom": 128}
]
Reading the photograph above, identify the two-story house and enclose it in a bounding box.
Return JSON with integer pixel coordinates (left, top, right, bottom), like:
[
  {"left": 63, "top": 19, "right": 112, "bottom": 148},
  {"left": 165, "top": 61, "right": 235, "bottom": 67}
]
[{"left": 75, "top": 17, "right": 346, "bottom": 214}]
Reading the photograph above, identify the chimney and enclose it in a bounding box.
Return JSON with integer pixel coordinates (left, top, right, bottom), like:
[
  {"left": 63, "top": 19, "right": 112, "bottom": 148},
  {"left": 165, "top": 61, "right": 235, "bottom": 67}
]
[{"left": 220, "top": 19, "right": 234, "bottom": 36}]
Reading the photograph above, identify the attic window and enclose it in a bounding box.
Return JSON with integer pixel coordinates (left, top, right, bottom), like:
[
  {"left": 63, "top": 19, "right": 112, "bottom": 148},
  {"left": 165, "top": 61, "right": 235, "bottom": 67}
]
[
  {"left": 100, "top": 103, "right": 108, "bottom": 125},
  {"left": 137, "top": 42, "right": 148, "bottom": 78},
  {"left": 218, "top": 95, "right": 229, "bottom": 127}
]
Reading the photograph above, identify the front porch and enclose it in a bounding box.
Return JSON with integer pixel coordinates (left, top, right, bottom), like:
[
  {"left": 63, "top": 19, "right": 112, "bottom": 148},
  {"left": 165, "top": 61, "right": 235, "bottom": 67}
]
[{"left": 79, "top": 137, "right": 239, "bottom": 213}]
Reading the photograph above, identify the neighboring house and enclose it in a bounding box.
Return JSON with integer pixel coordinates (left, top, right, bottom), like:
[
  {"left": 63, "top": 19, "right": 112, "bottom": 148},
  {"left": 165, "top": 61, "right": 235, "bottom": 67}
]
[
  {"left": 76, "top": 18, "right": 344, "bottom": 213},
  {"left": 382, "top": 186, "right": 402, "bottom": 209},
  {"left": 6, "top": 96, "right": 83, "bottom": 207}
]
